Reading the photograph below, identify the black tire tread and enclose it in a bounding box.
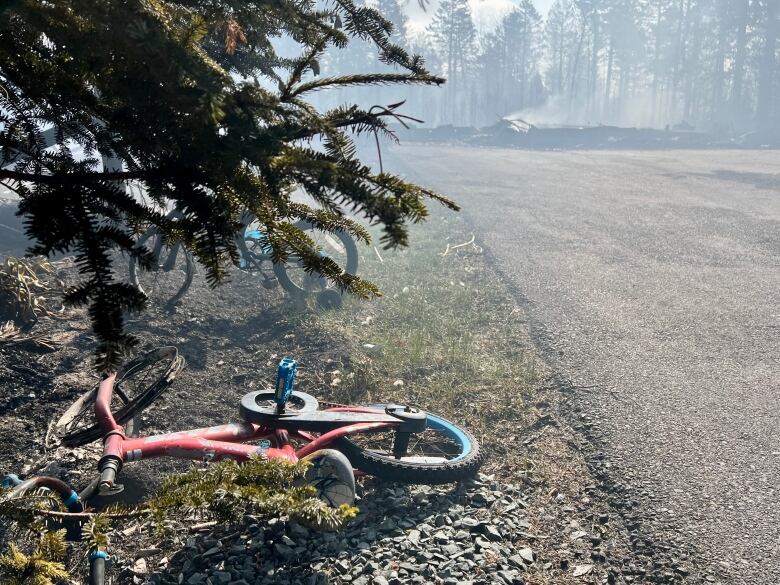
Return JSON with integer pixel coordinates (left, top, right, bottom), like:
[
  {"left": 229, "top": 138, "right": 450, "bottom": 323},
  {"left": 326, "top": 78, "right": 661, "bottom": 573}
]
[
  {"left": 274, "top": 220, "right": 359, "bottom": 297},
  {"left": 60, "top": 347, "right": 184, "bottom": 447},
  {"left": 333, "top": 413, "right": 483, "bottom": 485},
  {"left": 129, "top": 225, "right": 194, "bottom": 308}
]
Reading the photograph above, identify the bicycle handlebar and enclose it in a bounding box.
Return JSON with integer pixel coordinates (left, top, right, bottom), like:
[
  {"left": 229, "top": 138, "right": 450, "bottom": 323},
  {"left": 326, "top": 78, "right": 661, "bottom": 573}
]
[
  {"left": 97, "top": 456, "right": 122, "bottom": 494},
  {"left": 2, "top": 475, "right": 84, "bottom": 512}
]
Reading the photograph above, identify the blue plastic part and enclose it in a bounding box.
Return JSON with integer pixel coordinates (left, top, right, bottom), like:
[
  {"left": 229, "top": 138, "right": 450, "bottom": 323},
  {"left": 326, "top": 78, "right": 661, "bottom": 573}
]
[
  {"left": 89, "top": 550, "right": 109, "bottom": 561},
  {"left": 245, "top": 229, "right": 273, "bottom": 254},
  {"left": 274, "top": 358, "right": 298, "bottom": 406},
  {"left": 1, "top": 474, "right": 21, "bottom": 488},
  {"left": 256, "top": 439, "right": 272, "bottom": 456},
  {"left": 63, "top": 490, "right": 80, "bottom": 508}
]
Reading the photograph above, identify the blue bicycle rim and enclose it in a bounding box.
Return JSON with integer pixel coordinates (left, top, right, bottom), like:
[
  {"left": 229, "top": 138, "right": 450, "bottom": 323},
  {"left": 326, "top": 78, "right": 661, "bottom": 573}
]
[{"left": 369, "top": 404, "right": 472, "bottom": 463}]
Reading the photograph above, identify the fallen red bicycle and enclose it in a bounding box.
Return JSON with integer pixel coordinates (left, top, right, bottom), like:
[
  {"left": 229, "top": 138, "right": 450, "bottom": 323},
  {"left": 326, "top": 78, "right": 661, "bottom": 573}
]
[{"left": 6, "top": 347, "right": 482, "bottom": 583}]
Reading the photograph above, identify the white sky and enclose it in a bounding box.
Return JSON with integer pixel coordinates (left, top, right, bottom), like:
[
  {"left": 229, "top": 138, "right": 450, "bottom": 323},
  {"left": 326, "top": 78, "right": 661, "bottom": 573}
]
[{"left": 406, "top": 0, "right": 555, "bottom": 36}]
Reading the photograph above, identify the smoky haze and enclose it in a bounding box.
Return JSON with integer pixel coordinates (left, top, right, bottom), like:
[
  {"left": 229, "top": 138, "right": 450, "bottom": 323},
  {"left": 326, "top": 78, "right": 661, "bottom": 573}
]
[{"left": 313, "top": 0, "right": 780, "bottom": 136}]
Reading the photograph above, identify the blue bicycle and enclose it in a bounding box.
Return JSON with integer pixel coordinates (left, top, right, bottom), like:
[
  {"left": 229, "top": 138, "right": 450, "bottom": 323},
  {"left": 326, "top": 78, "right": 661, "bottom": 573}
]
[{"left": 128, "top": 213, "right": 359, "bottom": 310}]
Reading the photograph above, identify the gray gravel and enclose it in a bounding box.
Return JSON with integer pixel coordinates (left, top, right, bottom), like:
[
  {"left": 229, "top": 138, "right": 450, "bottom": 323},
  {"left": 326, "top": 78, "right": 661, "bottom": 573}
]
[
  {"left": 138, "top": 477, "right": 544, "bottom": 585},
  {"left": 393, "top": 147, "right": 779, "bottom": 585}
]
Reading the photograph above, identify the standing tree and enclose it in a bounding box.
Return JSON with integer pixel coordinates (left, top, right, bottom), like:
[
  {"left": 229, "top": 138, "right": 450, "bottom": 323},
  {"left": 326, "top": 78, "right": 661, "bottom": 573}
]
[
  {"left": 428, "top": 0, "right": 477, "bottom": 125},
  {"left": 0, "top": 0, "right": 456, "bottom": 370},
  {"left": 545, "top": 0, "right": 582, "bottom": 99},
  {"left": 376, "top": 0, "right": 409, "bottom": 46},
  {"left": 477, "top": 2, "right": 542, "bottom": 117},
  {"left": 756, "top": 0, "right": 779, "bottom": 127}
]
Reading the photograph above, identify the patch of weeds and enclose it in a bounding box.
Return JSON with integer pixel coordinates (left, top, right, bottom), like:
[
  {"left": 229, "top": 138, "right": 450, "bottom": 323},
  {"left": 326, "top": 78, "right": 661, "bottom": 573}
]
[
  {"left": 312, "top": 211, "right": 545, "bottom": 471},
  {"left": 0, "top": 256, "right": 62, "bottom": 325}
]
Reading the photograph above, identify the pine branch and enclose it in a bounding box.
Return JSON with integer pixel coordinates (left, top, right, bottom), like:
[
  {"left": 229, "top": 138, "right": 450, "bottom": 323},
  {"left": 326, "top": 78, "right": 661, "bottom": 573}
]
[
  {"left": 288, "top": 72, "right": 444, "bottom": 98},
  {"left": 0, "top": 0, "right": 457, "bottom": 369},
  {"left": 0, "top": 169, "right": 152, "bottom": 184}
]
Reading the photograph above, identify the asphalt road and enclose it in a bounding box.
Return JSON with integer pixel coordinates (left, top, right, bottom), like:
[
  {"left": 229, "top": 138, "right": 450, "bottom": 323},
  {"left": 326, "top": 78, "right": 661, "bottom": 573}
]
[{"left": 394, "top": 146, "right": 780, "bottom": 584}]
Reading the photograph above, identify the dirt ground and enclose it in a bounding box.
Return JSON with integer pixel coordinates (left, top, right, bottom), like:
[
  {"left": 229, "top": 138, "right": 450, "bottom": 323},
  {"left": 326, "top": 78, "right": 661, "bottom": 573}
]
[{"left": 0, "top": 209, "right": 697, "bottom": 584}]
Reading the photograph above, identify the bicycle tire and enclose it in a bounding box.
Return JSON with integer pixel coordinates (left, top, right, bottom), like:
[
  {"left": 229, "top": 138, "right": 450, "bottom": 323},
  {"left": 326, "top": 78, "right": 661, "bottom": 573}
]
[
  {"left": 129, "top": 226, "right": 194, "bottom": 308},
  {"left": 273, "top": 220, "right": 359, "bottom": 297},
  {"left": 333, "top": 406, "right": 483, "bottom": 485},
  {"left": 59, "top": 347, "right": 184, "bottom": 447},
  {"left": 236, "top": 214, "right": 270, "bottom": 270},
  {"left": 56, "top": 383, "right": 139, "bottom": 440}
]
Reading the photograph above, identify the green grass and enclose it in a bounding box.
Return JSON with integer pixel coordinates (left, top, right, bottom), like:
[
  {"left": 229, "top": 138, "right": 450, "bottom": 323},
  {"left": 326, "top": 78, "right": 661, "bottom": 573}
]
[{"left": 311, "top": 210, "right": 545, "bottom": 468}]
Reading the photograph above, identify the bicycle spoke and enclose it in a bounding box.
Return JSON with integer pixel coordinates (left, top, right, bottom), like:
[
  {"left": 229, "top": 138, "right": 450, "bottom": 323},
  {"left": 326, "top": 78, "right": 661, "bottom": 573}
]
[{"left": 351, "top": 428, "right": 460, "bottom": 461}]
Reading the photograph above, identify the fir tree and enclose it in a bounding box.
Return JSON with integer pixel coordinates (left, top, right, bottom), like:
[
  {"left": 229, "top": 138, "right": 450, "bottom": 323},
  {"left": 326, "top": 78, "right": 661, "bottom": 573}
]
[
  {"left": 428, "top": 0, "right": 477, "bottom": 124},
  {"left": 375, "top": 0, "right": 409, "bottom": 46},
  {"left": 0, "top": 1, "right": 455, "bottom": 370}
]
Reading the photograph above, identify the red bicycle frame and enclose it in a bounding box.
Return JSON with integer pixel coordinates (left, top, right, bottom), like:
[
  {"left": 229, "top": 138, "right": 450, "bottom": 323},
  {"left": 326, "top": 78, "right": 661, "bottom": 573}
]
[{"left": 94, "top": 373, "right": 394, "bottom": 493}]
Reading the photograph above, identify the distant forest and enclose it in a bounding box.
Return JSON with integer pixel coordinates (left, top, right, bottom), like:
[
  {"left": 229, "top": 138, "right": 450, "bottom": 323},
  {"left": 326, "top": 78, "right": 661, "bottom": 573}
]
[{"left": 315, "top": 0, "right": 780, "bottom": 134}]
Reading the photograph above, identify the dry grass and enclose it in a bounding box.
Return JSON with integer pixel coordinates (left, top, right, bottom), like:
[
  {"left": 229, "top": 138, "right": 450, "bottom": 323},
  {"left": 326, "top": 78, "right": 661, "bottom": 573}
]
[
  {"left": 0, "top": 256, "right": 62, "bottom": 325},
  {"left": 312, "top": 211, "right": 546, "bottom": 470}
]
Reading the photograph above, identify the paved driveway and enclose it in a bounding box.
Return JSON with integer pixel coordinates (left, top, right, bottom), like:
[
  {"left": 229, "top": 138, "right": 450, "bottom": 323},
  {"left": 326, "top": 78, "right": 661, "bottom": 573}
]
[{"left": 395, "top": 146, "right": 780, "bottom": 585}]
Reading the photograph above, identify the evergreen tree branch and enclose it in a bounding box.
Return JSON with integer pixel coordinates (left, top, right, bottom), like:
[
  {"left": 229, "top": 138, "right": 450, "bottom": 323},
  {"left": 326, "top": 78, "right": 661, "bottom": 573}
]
[{"left": 288, "top": 72, "right": 443, "bottom": 98}]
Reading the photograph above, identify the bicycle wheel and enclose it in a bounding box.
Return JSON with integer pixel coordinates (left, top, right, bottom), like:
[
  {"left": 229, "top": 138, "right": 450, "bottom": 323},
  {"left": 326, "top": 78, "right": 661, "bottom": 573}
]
[
  {"left": 56, "top": 383, "right": 138, "bottom": 442},
  {"left": 236, "top": 215, "right": 278, "bottom": 287},
  {"left": 56, "top": 347, "right": 184, "bottom": 447},
  {"left": 333, "top": 406, "right": 483, "bottom": 484},
  {"left": 129, "top": 228, "right": 194, "bottom": 308},
  {"left": 273, "top": 220, "right": 358, "bottom": 298}
]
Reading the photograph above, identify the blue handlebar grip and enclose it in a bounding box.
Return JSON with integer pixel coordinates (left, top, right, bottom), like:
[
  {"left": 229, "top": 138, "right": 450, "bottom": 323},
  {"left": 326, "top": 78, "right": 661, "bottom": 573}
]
[
  {"left": 89, "top": 550, "right": 108, "bottom": 561},
  {"left": 63, "top": 490, "right": 81, "bottom": 511},
  {"left": 89, "top": 549, "right": 108, "bottom": 585},
  {"left": 274, "top": 358, "right": 298, "bottom": 406}
]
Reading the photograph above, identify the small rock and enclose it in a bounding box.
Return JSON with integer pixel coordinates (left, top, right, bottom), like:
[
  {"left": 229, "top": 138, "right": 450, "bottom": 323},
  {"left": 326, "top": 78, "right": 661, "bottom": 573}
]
[
  {"left": 518, "top": 548, "right": 534, "bottom": 563},
  {"left": 441, "top": 544, "right": 460, "bottom": 556},
  {"left": 380, "top": 517, "right": 397, "bottom": 532},
  {"left": 481, "top": 525, "right": 502, "bottom": 541},
  {"left": 133, "top": 558, "right": 148, "bottom": 575},
  {"left": 498, "top": 570, "right": 522, "bottom": 585},
  {"left": 573, "top": 564, "right": 594, "bottom": 577}
]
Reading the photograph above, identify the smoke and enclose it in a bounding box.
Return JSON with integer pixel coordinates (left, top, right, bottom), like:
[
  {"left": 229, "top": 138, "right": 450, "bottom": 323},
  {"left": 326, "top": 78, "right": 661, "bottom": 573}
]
[
  {"left": 404, "top": 0, "right": 517, "bottom": 36},
  {"left": 506, "top": 91, "right": 673, "bottom": 130}
]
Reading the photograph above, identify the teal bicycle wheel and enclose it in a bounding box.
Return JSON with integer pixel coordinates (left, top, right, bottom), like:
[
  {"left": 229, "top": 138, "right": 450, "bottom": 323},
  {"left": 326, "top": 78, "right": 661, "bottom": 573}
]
[{"left": 333, "top": 406, "right": 483, "bottom": 484}]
